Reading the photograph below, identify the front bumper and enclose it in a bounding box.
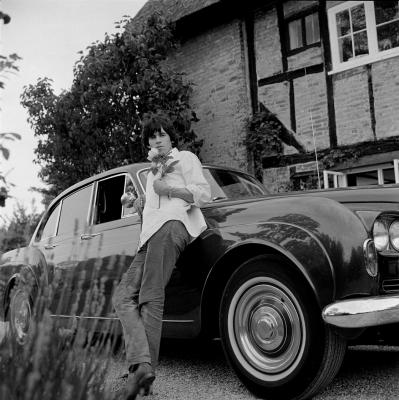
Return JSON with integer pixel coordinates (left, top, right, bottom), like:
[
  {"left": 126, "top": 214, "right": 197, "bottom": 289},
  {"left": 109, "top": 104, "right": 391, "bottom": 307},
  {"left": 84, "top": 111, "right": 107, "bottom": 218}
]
[{"left": 322, "top": 295, "right": 399, "bottom": 328}]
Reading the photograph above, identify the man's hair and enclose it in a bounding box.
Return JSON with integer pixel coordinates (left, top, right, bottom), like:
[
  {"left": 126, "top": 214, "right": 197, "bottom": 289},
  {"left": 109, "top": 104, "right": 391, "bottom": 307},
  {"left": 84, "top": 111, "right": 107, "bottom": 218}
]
[{"left": 141, "top": 111, "right": 178, "bottom": 148}]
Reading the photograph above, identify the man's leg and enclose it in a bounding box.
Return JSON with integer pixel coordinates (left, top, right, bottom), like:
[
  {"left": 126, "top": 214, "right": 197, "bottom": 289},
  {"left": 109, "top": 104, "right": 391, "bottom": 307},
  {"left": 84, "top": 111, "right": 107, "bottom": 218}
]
[
  {"left": 139, "top": 220, "right": 191, "bottom": 368},
  {"left": 112, "top": 247, "right": 151, "bottom": 367}
]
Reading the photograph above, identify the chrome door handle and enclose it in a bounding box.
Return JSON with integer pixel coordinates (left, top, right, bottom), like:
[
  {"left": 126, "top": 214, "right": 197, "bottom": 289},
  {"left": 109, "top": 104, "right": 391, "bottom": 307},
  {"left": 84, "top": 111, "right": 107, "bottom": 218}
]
[
  {"left": 80, "top": 233, "right": 101, "bottom": 241},
  {"left": 44, "top": 244, "right": 57, "bottom": 250}
]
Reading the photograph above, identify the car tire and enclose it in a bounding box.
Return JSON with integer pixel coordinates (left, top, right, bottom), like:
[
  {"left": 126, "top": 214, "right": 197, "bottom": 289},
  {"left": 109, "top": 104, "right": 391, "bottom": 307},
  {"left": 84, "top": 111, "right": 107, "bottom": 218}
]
[
  {"left": 9, "top": 287, "right": 34, "bottom": 346},
  {"left": 219, "top": 255, "right": 346, "bottom": 400}
]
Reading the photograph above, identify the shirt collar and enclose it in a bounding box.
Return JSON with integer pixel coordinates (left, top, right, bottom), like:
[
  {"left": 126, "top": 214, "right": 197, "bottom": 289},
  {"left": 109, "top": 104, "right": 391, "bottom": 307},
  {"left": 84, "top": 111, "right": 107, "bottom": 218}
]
[{"left": 170, "top": 147, "right": 179, "bottom": 157}]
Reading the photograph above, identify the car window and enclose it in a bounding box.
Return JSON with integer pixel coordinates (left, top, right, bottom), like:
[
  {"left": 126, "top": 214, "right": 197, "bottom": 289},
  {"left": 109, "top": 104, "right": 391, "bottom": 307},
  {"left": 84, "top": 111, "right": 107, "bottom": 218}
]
[
  {"left": 203, "top": 168, "right": 267, "bottom": 200},
  {"left": 94, "top": 174, "right": 135, "bottom": 225},
  {"left": 138, "top": 167, "right": 267, "bottom": 201},
  {"left": 138, "top": 169, "right": 149, "bottom": 191},
  {"left": 57, "top": 185, "right": 92, "bottom": 237},
  {"left": 35, "top": 202, "right": 61, "bottom": 241}
]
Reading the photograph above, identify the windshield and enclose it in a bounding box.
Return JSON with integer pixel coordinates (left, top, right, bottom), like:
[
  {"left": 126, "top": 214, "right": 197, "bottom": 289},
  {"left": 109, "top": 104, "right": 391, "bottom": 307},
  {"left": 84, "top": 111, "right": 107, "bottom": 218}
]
[{"left": 138, "top": 167, "right": 268, "bottom": 201}]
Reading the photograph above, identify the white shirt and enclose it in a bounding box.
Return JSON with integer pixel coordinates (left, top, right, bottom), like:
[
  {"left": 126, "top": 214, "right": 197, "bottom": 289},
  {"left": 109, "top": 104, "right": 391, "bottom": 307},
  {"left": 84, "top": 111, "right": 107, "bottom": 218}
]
[{"left": 139, "top": 148, "right": 211, "bottom": 249}]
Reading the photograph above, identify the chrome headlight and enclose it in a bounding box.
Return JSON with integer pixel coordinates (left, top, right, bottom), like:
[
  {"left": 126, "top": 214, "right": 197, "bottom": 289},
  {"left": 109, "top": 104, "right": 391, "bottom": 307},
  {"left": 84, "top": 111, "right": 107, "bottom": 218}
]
[
  {"left": 373, "top": 220, "right": 389, "bottom": 251},
  {"left": 389, "top": 220, "right": 399, "bottom": 251}
]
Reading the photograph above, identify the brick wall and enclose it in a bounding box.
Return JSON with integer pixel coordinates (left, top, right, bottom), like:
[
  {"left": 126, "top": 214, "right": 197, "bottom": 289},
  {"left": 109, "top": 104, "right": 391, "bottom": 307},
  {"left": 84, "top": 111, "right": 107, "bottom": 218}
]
[
  {"left": 373, "top": 57, "right": 399, "bottom": 139},
  {"left": 262, "top": 165, "right": 291, "bottom": 193},
  {"left": 326, "top": 1, "right": 345, "bottom": 10},
  {"left": 169, "top": 20, "right": 251, "bottom": 170},
  {"left": 294, "top": 72, "right": 329, "bottom": 151},
  {"left": 288, "top": 46, "right": 323, "bottom": 70},
  {"left": 258, "top": 82, "right": 291, "bottom": 129},
  {"left": 283, "top": 0, "right": 318, "bottom": 18},
  {"left": 333, "top": 67, "right": 374, "bottom": 145},
  {"left": 254, "top": 7, "right": 282, "bottom": 79}
]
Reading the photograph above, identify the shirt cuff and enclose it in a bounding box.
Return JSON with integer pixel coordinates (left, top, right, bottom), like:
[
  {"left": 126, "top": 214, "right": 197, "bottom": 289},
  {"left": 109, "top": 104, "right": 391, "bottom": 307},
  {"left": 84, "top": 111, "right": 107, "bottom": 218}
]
[{"left": 186, "top": 184, "right": 211, "bottom": 207}]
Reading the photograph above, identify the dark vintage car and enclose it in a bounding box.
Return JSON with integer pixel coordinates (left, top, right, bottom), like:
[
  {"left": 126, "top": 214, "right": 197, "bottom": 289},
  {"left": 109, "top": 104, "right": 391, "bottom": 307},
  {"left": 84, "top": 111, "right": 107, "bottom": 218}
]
[{"left": 1, "top": 163, "right": 399, "bottom": 400}]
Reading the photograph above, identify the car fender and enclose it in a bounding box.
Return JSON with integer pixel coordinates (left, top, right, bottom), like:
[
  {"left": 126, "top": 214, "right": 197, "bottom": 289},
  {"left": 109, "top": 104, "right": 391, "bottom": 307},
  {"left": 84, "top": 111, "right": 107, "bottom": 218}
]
[
  {"left": 0, "top": 247, "right": 48, "bottom": 320},
  {"left": 201, "top": 196, "right": 377, "bottom": 318}
]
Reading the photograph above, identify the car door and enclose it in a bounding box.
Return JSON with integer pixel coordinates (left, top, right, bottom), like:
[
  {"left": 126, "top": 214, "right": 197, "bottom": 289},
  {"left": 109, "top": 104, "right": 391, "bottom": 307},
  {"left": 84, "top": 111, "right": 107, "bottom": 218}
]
[
  {"left": 34, "top": 184, "right": 94, "bottom": 316},
  {"left": 76, "top": 173, "right": 142, "bottom": 319}
]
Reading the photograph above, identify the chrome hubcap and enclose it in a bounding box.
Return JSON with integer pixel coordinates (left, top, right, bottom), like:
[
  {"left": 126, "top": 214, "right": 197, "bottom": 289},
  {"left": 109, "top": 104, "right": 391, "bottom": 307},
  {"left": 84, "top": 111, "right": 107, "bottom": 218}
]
[
  {"left": 228, "top": 277, "right": 306, "bottom": 381},
  {"left": 250, "top": 306, "right": 285, "bottom": 352}
]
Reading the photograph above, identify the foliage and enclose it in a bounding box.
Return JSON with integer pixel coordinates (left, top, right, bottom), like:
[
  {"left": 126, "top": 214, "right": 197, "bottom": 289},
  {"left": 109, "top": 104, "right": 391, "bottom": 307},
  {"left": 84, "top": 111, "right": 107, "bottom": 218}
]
[
  {"left": 320, "top": 147, "right": 360, "bottom": 170},
  {"left": 21, "top": 14, "right": 201, "bottom": 201},
  {"left": 0, "top": 202, "right": 42, "bottom": 252},
  {"left": 245, "top": 102, "right": 305, "bottom": 180},
  {"left": 0, "top": 15, "right": 22, "bottom": 203},
  {"left": 0, "top": 52, "right": 21, "bottom": 90}
]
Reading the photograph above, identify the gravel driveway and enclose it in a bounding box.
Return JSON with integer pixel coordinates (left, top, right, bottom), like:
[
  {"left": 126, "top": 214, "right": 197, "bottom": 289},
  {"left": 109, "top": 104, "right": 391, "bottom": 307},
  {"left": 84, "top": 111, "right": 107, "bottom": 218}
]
[{"left": 105, "top": 340, "right": 399, "bottom": 400}]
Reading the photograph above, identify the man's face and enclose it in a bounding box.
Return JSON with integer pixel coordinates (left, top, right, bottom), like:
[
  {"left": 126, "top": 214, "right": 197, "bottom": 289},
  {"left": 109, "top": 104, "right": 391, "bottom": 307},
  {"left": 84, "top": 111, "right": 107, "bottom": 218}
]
[{"left": 148, "top": 127, "right": 172, "bottom": 155}]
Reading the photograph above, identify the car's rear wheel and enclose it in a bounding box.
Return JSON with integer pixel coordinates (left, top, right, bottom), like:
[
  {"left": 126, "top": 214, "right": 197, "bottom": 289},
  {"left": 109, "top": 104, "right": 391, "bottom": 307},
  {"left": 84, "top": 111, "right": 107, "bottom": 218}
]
[{"left": 220, "top": 255, "right": 346, "bottom": 400}]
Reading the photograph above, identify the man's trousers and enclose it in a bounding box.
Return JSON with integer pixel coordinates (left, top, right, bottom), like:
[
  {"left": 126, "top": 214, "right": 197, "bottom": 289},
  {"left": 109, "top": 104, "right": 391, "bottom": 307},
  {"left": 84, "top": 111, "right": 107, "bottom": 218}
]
[{"left": 112, "top": 220, "right": 191, "bottom": 368}]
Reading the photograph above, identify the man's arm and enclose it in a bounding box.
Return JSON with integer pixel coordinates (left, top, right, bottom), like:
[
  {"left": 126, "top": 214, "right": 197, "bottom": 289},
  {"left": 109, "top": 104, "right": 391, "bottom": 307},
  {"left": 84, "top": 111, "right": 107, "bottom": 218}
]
[{"left": 152, "top": 179, "right": 194, "bottom": 203}]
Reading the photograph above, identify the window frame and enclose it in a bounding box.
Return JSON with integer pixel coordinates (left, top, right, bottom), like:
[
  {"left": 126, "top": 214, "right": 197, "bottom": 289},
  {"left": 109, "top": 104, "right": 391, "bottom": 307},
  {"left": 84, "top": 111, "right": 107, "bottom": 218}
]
[
  {"left": 328, "top": 1, "right": 399, "bottom": 74},
  {"left": 56, "top": 184, "right": 94, "bottom": 238},
  {"left": 90, "top": 172, "right": 139, "bottom": 226},
  {"left": 34, "top": 202, "right": 61, "bottom": 243},
  {"left": 323, "top": 160, "right": 399, "bottom": 188},
  {"left": 285, "top": 7, "right": 321, "bottom": 56}
]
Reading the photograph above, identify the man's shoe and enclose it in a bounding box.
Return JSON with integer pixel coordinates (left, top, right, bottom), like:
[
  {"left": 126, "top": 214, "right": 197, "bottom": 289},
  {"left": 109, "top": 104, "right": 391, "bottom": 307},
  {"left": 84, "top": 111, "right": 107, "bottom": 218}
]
[{"left": 126, "top": 363, "right": 155, "bottom": 400}]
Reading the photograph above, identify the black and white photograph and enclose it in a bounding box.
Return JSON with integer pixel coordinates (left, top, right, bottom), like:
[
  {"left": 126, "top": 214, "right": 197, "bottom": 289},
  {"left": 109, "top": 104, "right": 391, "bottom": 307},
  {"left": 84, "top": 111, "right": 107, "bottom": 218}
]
[{"left": 1, "top": 1, "right": 399, "bottom": 399}]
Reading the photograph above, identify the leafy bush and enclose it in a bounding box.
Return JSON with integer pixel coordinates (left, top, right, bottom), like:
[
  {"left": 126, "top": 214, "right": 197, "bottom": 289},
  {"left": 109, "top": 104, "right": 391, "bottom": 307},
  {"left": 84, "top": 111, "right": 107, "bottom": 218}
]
[
  {"left": 0, "top": 203, "right": 42, "bottom": 253},
  {"left": 21, "top": 14, "right": 201, "bottom": 201}
]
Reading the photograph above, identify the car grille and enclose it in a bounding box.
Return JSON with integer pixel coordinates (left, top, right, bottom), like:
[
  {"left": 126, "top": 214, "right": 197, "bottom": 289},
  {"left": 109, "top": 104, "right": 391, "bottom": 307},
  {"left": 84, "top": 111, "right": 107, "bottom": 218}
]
[{"left": 382, "top": 278, "right": 399, "bottom": 293}]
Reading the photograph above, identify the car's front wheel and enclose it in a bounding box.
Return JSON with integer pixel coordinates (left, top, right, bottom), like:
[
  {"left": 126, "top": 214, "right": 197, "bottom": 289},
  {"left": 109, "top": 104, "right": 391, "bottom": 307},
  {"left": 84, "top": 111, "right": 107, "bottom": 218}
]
[
  {"left": 220, "top": 255, "right": 346, "bottom": 400},
  {"left": 9, "top": 287, "right": 33, "bottom": 345}
]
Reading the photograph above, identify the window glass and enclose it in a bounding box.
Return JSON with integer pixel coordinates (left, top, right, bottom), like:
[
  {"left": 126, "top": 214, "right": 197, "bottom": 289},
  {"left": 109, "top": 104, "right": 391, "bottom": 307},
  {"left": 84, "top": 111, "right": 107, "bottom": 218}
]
[
  {"left": 138, "top": 169, "right": 149, "bottom": 189},
  {"left": 383, "top": 168, "right": 396, "bottom": 184},
  {"left": 36, "top": 203, "right": 60, "bottom": 241},
  {"left": 352, "top": 4, "right": 367, "bottom": 32},
  {"left": 336, "top": 4, "right": 368, "bottom": 62},
  {"left": 375, "top": 1, "right": 399, "bottom": 51},
  {"left": 354, "top": 30, "right": 369, "bottom": 56},
  {"left": 347, "top": 170, "right": 379, "bottom": 186},
  {"left": 336, "top": 9, "right": 351, "bottom": 36},
  {"left": 375, "top": 1, "right": 399, "bottom": 24},
  {"left": 288, "top": 12, "right": 320, "bottom": 51},
  {"left": 139, "top": 167, "right": 267, "bottom": 202},
  {"left": 289, "top": 19, "right": 303, "bottom": 50},
  {"left": 58, "top": 185, "right": 92, "bottom": 236},
  {"left": 94, "top": 175, "right": 126, "bottom": 225},
  {"left": 203, "top": 169, "right": 266, "bottom": 201},
  {"left": 305, "top": 13, "right": 320, "bottom": 45}
]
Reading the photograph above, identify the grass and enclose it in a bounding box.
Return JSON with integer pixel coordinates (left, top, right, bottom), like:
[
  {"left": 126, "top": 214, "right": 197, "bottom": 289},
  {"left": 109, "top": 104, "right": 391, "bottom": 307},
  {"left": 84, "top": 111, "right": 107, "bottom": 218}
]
[{"left": 0, "top": 240, "right": 127, "bottom": 400}]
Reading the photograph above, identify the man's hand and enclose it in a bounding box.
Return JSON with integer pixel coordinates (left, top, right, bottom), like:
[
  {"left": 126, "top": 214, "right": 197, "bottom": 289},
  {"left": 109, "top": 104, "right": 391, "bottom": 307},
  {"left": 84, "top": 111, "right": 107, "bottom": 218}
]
[{"left": 153, "top": 179, "right": 170, "bottom": 196}]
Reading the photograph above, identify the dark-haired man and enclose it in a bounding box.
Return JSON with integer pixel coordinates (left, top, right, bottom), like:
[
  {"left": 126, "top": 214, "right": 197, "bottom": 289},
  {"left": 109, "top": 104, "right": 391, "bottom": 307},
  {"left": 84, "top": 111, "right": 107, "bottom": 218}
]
[{"left": 113, "top": 111, "right": 211, "bottom": 399}]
